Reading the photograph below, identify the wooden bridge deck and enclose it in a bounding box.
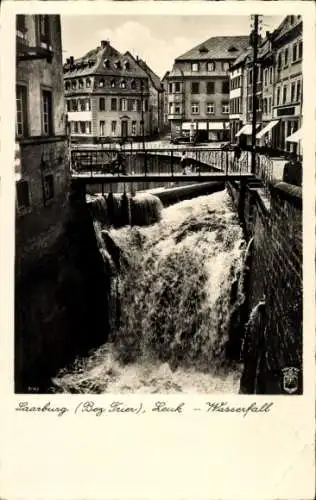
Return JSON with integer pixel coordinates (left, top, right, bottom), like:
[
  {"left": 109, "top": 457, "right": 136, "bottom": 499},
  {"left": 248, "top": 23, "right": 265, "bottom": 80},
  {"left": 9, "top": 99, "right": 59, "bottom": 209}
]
[{"left": 71, "top": 172, "right": 254, "bottom": 184}]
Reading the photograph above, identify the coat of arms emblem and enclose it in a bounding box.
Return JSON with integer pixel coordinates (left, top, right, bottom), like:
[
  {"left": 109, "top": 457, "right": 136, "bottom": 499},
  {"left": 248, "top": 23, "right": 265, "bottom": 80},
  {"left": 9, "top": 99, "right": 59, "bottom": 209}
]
[{"left": 282, "top": 367, "right": 300, "bottom": 394}]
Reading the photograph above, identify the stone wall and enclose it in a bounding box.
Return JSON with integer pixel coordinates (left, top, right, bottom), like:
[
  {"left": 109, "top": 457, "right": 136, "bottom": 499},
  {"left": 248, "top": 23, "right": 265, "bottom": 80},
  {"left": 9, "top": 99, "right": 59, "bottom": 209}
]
[{"left": 227, "top": 180, "right": 302, "bottom": 394}]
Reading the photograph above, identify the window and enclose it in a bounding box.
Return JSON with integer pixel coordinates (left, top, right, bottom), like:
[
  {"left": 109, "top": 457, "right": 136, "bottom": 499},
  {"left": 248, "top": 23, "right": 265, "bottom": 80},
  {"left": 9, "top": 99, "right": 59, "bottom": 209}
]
[
  {"left": 222, "top": 81, "right": 229, "bottom": 94},
  {"left": 16, "top": 85, "right": 28, "bottom": 137},
  {"left": 175, "top": 106, "right": 181, "bottom": 114},
  {"left": 284, "top": 48, "right": 289, "bottom": 67},
  {"left": 132, "top": 100, "right": 137, "bottom": 112},
  {"left": 103, "top": 59, "right": 110, "bottom": 69},
  {"left": 99, "top": 79, "right": 105, "bottom": 88},
  {"left": 120, "top": 99, "right": 127, "bottom": 112},
  {"left": 79, "top": 80, "right": 84, "bottom": 89},
  {"left": 72, "top": 99, "right": 78, "bottom": 111},
  {"left": 207, "top": 81, "right": 215, "bottom": 94},
  {"left": 38, "top": 15, "right": 50, "bottom": 46},
  {"left": 115, "top": 60, "right": 121, "bottom": 69},
  {"left": 262, "top": 99, "right": 267, "bottom": 114},
  {"left": 222, "top": 62, "right": 230, "bottom": 71},
  {"left": 65, "top": 81, "right": 70, "bottom": 91},
  {"left": 277, "top": 52, "right": 282, "bottom": 70},
  {"left": 66, "top": 100, "right": 71, "bottom": 112},
  {"left": 111, "top": 98, "right": 117, "bottom": 111},
  {"left": 16, "top": 15, "right": 27, "bottom": 33},
  {"left": 79, "top": 122, "right": 85, "bottom": 134},
  {"left": 85, "top": 99, "right": 90, "bottom": 111},
  {"left": 257, "top": 67, "right": 261, "bottom": 83},
  {"left": 86, "top": 78, "right": 91, "bottom": 88},
  {"left": 191, "top": 82, "right": 200, "bottom": 94},
  {"left": 16, "top": 180, "right": 30, "bottom": 210},
  {"left": 111, "top": 80, "right": 116, "bottom": 88},
  {"left": 127, "top": 100, "right": 133, "bottom": 112},
  {"left": 144, "top": 99, "right": 148, "bottom": 112},
  {"left": 256, "top": 96, "right": 261, "bottom": 111},
  {"left": 99, "top": 97, "right": 105, "bottom": 111},
  {"left": 168, "top": 102, "right": 173, "bottom": 114},
  {"left": 73, "top": 122, "right": 78, "bottom": 134},
  {"left": 79, "top": 99, "right": 85, "bottom": 111},
  {"left": 42, "top": 90, "right": 53, "bottom": 136},
  {"left": 111, "top": 121, "right": 117, "bottom": 135},
  {"left": 277, "top": 87, "right": 281, "bottom": 106},
  {"left": 222, "top": 102, "right": 229, "bottom": 114},
  {"left": 249, "top": 69, "right": 253, "bottom": 85},
  {"left": 264, "top": 69, "right": 268, "bottom": 86},
  {"left": 85, "top": 122, "right": 91, "bottom": 134},
  {"left": 248, "top": 96, "right": 252, "bottom": 112},
  {"left": 131, "top": 80, "right": 136, "bottom": 90},
  {"left": 269, "top": 97, "right": 272, "bottom": 113},
  {"left": 124, "top": 61, "right": 130, "bottom": 70},
  {"left": 282, "top": 85, "right": 287, "bottom": 104},
  {"left": 191, "top": 102, "right": 199, "bottom": 114},
  {"left": 120, "top": 80, "right": 127, "bottom": 89},
  {"left": 175, "top": 82, "right": 180, "bottom": 93},
  {"left": 192, "top": 62, "right": 199, "bottom": 72},
  {"left": 132, "top": 121, "right": 137, "bottom": 135},
  {"left": 292, "top": 44, "right": 297, "bottom": 63},
  {"left": 207, "top": 62, "right": 215, "bottom": 72},
  {"left": 291, "top": 82, "right": 296, "bottom": 102},
  {"left": 43, "top": 174, "right": 54, "bottom": 202},
  {"left": 72, "top": 80, "right": 77, "bottom": 89},
  {"left": 296, "top": 81, "right": 301, "bottom": 102},
  {"left": 298, "top": 40, "right": 303, "bottom": 60},
  {"left": 100, "top": 120, "right": 105, "bottom": 137},
  {"left": 206, "top": 102, "right": 215, "bottom": 114},
  {"left": 169, "top": 83, "right": 173, "bottom": 93},
  {"left": 269, "top": 67, "right": 273, "bottom": 84}
]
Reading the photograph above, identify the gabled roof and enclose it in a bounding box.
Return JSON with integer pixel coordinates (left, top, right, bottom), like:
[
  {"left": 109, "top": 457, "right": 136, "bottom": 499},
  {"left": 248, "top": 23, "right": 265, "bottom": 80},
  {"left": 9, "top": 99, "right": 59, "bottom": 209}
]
[
  {"left": 126, "top": 52, "right": 162, "bottom": 91},
  {"left": 230, "top": 47, "right": 251, "bottom": 68},
  {"left": 272, "top": 15, "right": 302, "bottom": 44},
  {"left": 176, "top": 36, "right": 249, "bottom": 61},
  {"left": 63, "top": 42, "right": 148, "bottom": 79}
]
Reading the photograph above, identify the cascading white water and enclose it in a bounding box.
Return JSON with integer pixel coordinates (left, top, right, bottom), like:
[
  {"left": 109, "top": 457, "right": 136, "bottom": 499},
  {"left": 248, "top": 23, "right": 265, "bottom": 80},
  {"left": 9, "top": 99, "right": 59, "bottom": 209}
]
[{"left": 53, "top": 189, "right": 247, "bottom": 393}]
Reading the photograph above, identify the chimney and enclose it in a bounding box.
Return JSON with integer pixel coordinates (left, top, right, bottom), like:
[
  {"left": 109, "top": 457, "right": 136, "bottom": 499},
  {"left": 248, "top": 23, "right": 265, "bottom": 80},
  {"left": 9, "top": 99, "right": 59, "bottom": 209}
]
[
  {"left": 66, "top": 58, "right": 70, "bottom": 65},
  {"left": 101, "top": 40, "right": 108, "bottom": 49},
  {"left": 69, "top": 56, "right": 74, "bottom": 66}
]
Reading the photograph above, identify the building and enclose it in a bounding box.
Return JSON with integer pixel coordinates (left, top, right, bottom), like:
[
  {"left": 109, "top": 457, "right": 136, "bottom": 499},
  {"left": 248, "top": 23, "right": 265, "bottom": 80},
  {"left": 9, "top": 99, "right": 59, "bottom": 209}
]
[
  {"left": 63, "top": 40, "right": 161, "bottom": 143},
  {"left": 270, "top": 15, "right": 302, "bottom": 154},
  {"left": 229, "top": 48, "right": 250, "bottom": 143},
  {"left": 166, "top": 36, "right": 249, "bottom": 141},
  {"left": 132, "top": 56, "right": 164, "bottom": 136},
  {"left": 230, "top": 15, "right": 303, "bottom": 155},
  {"left": 161, "top": 71, "right": 170, "bottom": 130},
  {"left": 15, "top": 14, "right": 69, "bottom": 390},
  {"left": 15, "top": 14, "right": 69, "bottom": 272}
]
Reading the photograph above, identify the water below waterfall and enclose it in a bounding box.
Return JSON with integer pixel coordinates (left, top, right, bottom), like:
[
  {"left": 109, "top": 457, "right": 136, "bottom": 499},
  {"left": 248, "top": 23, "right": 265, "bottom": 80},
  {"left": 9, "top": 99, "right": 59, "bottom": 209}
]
[{"left": 53, "top": 189, "right": 247, "bottom": 393}]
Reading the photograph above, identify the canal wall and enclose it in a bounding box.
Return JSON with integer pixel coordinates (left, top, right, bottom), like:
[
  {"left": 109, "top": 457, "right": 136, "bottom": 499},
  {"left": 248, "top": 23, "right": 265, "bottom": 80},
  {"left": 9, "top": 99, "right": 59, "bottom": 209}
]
[{"left": 227, "top": 180, "right": 303, "bottom": 394}]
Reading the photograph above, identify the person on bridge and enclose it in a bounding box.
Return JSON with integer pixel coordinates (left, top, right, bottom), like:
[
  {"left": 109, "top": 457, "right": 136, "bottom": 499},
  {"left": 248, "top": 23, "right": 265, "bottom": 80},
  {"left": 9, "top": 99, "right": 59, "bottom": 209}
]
[{"left": 282, "top": 152, "right": 302, "bottom": 186}]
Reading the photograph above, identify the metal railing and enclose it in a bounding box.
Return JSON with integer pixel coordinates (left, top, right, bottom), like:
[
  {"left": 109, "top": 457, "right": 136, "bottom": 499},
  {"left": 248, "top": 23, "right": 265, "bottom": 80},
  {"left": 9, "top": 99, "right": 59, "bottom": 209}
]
[{"left": 70, "top": 147, "right": 251, "bottom": 178}]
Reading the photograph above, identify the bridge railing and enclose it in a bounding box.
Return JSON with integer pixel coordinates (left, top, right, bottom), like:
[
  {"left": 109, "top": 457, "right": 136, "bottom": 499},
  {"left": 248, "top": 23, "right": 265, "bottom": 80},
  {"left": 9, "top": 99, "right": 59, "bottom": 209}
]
[{"left": 70, "top": 147, "right": 251, "bottom": 177}]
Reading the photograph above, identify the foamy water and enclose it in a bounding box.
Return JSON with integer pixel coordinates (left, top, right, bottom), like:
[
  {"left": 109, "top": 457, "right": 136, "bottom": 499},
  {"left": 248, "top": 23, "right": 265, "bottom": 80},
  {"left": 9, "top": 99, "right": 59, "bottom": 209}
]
[{"left": 53, "top": 190, "right": 246, "bottom": 394}]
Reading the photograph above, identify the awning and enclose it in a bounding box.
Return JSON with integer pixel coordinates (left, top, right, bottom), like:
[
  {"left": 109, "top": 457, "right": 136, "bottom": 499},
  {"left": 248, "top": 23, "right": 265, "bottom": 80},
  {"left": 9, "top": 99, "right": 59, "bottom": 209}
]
[
  {"left": 208, "top": 122, "right": 225, "bottom": 130},
  {"left": 198, "top": 122, "right": 207, "bottom": 130},
  {"left": 286, "top": 128, "right": 302, "bottom": 143},
  {"left": 256, "top": 120, "right": 279, "bottom": 139},
  {"left": 182, "top": 122, "right": 196, "bottom": 131},
  {"left": 236, "top": 124, "right": 252, "bottom": 137}
]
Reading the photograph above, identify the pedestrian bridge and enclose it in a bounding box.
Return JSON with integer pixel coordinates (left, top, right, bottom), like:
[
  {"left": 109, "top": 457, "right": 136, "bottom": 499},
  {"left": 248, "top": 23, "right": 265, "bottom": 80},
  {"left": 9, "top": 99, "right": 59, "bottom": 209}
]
[{"left": 70, "top": 146, "right": 256, "bottom": 184}]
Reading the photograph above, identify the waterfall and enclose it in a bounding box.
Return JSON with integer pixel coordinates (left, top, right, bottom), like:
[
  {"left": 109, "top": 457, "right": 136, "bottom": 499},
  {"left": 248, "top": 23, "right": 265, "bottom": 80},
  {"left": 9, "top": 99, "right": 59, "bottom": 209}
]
[{"left": 52, "top": 190, "right": 248, "bottom": 394}]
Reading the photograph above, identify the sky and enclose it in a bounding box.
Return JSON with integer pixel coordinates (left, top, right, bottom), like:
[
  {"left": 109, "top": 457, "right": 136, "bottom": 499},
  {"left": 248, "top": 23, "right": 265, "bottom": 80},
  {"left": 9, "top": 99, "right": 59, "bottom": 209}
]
[{"left": 61, "top": 15, "right": 283, "bottom": 78}]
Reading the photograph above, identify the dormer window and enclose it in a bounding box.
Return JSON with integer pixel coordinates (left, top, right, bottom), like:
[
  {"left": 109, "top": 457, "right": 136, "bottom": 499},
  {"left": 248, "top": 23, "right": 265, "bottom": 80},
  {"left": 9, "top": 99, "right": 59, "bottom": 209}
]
[
  {"left": 131, "top": 80, "right": 136, "bottom": 90},
  {"left": 199, "top": 46, "right": 208, "bottom": 54},
  {"left": 103, "top": 59, "right": 110, "bottom": 69},
  {"left": 228, "top": 46, "right": 238, "bottom": 53},
  {"left": 99, "top": 79, "right": 105, "bottom": 88},
  {"left": 124, "top": 61, "right": 130, "bottom": 70},
  {"left": 86, "top": 78, "right": 91, "bottom": 88},
  {"left": 88, "top": 60, "right": 94, "bottom": 68},
  {"left": 120, "top": 80, "right": 127, "bottom": 89},
  {"left": 115, "top": 60, "right": 121, "bottom": 69},
  {"left": 207, "top": 62, "right": 215, "bottom": 72},
  {"left": 111, "top": 80, "right": 116, "bottom": 88},
  {"left": 192, "top": 62, "right": 199, "bottom": 72}
]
